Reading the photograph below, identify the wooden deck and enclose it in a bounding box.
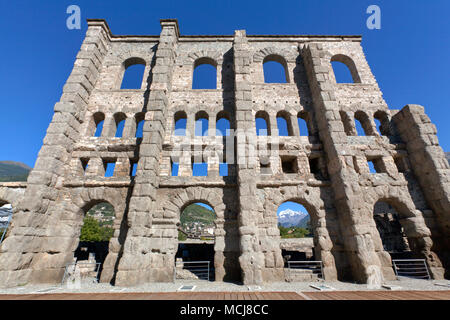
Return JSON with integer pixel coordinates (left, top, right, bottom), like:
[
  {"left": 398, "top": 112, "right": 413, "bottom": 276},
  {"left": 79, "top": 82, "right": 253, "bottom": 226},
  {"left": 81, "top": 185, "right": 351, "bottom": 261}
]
[{"left": 0, "top": 290, "right": 449, "bottom": 300}]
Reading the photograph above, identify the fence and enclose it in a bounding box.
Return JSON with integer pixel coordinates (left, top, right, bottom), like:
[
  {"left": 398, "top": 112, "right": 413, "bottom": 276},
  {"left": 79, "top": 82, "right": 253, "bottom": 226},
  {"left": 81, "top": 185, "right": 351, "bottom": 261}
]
[
  {"left": 174, "top": 261, "right": 211, "bottom": 281},
  {"left": 287, "top": 261, "right": 323, "bottom": 282},
  {"left": 61, "top": 262, "right": 101, "bottom": 285},
  {"left": 392, "top": 259, "right": 431, "bottom": 280},
  {"left": 0, "top": 208, "right": 12, "bottom": 244}
]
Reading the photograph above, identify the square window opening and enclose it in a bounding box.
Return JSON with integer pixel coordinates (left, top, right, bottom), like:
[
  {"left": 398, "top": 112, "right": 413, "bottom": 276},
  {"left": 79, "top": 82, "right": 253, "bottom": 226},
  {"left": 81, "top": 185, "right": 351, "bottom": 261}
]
[{"left": 281, "top": 157, "right": 298, "bottom": 174}]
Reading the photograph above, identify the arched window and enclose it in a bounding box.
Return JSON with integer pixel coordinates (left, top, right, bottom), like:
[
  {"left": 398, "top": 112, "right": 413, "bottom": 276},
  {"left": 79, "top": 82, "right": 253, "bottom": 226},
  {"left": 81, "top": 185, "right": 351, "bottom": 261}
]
[
  {"left": 297, "top": 111, "right": 310, "bottom": 136},
  {"left": 195, "top": 111, "right": 209, "bottom": 136},
  {"left": 120, "top": 58, "right": 146, "bottom": 89},
  {"left": 331, "top": 54, "right": 361, "bottom": 84},
  {"left": 374, "top": 111, "right": 391, "bottom": 136},
  {"left": 93, "top": 112, "right": 105, "bottom": 137},
  {"left": 216, "top": 111, "right": 231, "bottom": 136},
  {"left": 276, "top": 111, "right": 293, "bottom": 136},
  {"left": 174, "top": 111, "right": 187, "bottom": 136},
  {"left": 114, "top": 113, "right": 127, "bottom": 138},
  {"left": 263, "top": 55, "right": 288, "bottom": 83},
  {"left": 192, "top": 57, "right": 217, "bottom": 89},
  {"left": 135, "top": 113, "right": 145, "bottom": 138},
  {"left": 255, "top": 111, "right": 270, "bottom": 136},
  {"left": 354, "top": 111, "right": 373, "bottom": 136}
]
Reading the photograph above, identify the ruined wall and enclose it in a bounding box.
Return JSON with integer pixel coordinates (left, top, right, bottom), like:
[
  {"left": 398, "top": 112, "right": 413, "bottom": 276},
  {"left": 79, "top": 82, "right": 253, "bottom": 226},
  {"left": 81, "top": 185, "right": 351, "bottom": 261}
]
[{"left": 0, "top": 19, "right": 448, "bottom": 288}]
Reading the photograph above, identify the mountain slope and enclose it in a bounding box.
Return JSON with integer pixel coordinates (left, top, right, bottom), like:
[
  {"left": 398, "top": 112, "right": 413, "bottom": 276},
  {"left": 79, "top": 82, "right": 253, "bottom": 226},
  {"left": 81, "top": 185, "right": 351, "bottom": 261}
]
[
  {"left": 180, "top": 204, "right": 215, "bottom": 226},
  {"left": 446, "top": 152, "right": 449, "bottom": 165},
  {"left": 0, "top": 161, "right": 32, "bottom": 182},
  {"left": 278, "top": 209, "right": 310, "bottom": 228}
]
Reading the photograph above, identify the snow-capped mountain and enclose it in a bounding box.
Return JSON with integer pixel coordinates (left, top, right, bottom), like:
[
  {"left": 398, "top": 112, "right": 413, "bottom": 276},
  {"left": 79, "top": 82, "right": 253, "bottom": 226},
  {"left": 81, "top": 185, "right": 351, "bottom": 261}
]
[{"left": 277, "top": 209, "right": 309, "bottom": 227}]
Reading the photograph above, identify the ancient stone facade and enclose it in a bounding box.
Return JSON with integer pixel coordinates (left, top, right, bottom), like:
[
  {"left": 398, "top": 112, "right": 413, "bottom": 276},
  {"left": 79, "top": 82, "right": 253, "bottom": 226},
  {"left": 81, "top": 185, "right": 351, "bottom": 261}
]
[{"left": 0, "top": 19, "right": 449, "bottom": 287}]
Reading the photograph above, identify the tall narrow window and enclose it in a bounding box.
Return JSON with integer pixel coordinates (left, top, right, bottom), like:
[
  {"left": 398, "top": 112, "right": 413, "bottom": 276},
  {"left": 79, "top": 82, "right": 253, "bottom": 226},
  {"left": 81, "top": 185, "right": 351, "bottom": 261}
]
[
  {"left": 93, "top": 112, "right": 105, "bottom": 137},
  {"left": 255, "top": 111, "right": 270, "bottom": 136},
  {"left": 114, "top": 113, "right": 126, "bottom": 138},
  {"left": 219, "top": 163, "right": 228, "bottom": 176},
  {"left": 297, "top": 112, "right": 310, "bottom": 136},
  {"left": 81, "top": 158, "right": 89, "bottom": 174},
  {"left": 121, "top": 58, "right": 146, "bottom": 89},
  {"left": 171, "top": 160, "right": 179, "bottom": 176},
  {"left": 374, "top": 111, "right": 391, "bottom": 136},
  {"left": 354, "top": 111, "right": 373, "bottom": 136},
  {"left": 263, "top": 55, "right": 288, "bottom": 83},
  {"left": 216, "top": 111, "right": 231, "bottom": 136},
  {"left": 195, "top": 111, "right": 209, "bottom": 136},
  {"left": 130, "top": 161, "right": 138, "bottom": 177},
  {"left": 192, "top": 57, "right": 217, "bottom": 89},
  {"left": 174, "top": 111, "right": 187, "bottom": 136},
  {"left": 276, "top": 112, "right": 293, "bottom": 136},
  {"left": 135, "top": 113, "right": 145, "bottom": 138}
]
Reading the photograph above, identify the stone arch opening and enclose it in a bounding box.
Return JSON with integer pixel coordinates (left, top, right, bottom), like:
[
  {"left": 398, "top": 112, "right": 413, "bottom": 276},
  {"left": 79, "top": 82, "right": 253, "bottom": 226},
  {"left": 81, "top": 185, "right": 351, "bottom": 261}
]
[
  {"left": 331, "top": 54, "right": 361, "bottom": 84},
  {"left": 255, "top": 111, "right": 270, "bottom": 136},
  {"left": 216, "top": 111, "right": 231, "bottom": 136},
  {"left": 195, "top": 111, "right": 209, "bottom": 136},
  {"left": 176, "top": 201, "right": 217, "bottom": 281},
  {"left": 92, "top": 112, "right": 105, "bottom": 137},
  {"left": 174, "top": 111, "right": 187, "bottom": 136},
  {"left": 113, "top": 113, "right": 127, "bottom": 138},
  {"left": 134, "top": 112, "right": 145, "bottom": 138},
  {"left": 192, "top": 57, "right": 217, "bottom": 89},
  {"left": 74, "top": 201, "right": 115, "bottom": 281},
  {"left": 276, "top": 111, "right": 293, "bottom": 136},
  {"left": 373, "top": 200, "right": 413, "bottom": 260},
  {"left": 277, "top": 201, "right": 314, "bottom": 264},
  {"left": 374, "top": 111, "right": 391, "bottom": 136},
  {"left": 263, "top": 54, "right": 289, "bottom": 83},
  {"left": 297, "top": 111, "right": 310, "bottom": 136},
  {"left": 354, "top": 111, "right": 374, "bottom": 136},
  {"left": 120, "top": 57, "right": 146, "bottom": 89}
]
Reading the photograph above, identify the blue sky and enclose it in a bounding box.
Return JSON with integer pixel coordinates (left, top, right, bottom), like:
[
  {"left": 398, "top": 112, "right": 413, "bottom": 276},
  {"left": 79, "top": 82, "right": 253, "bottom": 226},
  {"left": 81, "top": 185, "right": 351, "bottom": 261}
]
[
  {"left": 0, "top": 0, "right": 449, "bottom": 171},
  {"left": 277, "top": 201, "right": 309, "bottom": 217}
]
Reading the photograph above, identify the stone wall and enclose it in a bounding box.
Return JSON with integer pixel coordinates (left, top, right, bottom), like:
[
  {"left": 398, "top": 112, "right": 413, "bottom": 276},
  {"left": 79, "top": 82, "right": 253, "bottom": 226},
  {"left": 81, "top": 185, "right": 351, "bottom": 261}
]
[{"left": 0, "top": 19, "right": 448, "bottom": 288}]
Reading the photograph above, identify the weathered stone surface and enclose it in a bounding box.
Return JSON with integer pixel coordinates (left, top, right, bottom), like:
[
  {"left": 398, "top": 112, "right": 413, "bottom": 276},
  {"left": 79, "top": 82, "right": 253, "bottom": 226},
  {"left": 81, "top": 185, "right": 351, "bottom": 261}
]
[{"left": 0, "top": 19, "right": 448, "bottom": 288}]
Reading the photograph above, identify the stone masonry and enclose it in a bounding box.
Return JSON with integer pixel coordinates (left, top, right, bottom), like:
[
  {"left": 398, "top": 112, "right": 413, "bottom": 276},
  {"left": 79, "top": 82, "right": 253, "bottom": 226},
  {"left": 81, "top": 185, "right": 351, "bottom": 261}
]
[{"left": 0, "top": 19, "right": 448, "bottom": 287}]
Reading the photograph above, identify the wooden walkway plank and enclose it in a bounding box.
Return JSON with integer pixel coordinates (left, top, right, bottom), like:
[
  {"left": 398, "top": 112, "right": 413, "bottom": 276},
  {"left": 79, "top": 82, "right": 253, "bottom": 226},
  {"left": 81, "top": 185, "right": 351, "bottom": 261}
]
[{"left": 0, "top": 290, "right": 449, "bottom": 300}]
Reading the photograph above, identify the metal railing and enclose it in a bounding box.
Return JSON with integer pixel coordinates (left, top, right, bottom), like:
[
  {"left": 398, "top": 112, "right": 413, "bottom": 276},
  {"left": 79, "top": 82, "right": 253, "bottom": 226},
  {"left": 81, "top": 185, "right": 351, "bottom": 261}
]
[
  {"left": 392, "top": 259, "right": 431, "bottom": 280},
  {"left": 61, "top": 262, "right": 101, "bottom": 285},
  {"left": 287, "top": 261, "right": 323, "bottom": 282},
  {"left": 174, "top": 261, "right": 211, "bottom": 281},
  {"left": 0, "top": 210, "right": 12, "bottom": 244}
]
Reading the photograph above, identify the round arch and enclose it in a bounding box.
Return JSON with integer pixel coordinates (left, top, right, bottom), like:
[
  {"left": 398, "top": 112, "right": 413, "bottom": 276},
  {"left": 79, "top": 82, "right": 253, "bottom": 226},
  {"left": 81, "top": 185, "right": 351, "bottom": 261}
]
[{"left": 330, "top": 54, "right": 361, "bottom": 84}]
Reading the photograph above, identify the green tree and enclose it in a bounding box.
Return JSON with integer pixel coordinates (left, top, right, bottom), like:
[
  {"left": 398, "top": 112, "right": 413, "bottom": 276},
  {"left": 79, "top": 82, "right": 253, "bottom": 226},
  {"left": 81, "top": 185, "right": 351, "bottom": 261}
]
[
  {"left": 278, "top": 225, "right": 310, "bottom": 239},
  {"left": 178, "top": 230, "right": 187, "bottom": 241},
  {"left": 80, "top": 216, "right": 114, "bottom": 242}
]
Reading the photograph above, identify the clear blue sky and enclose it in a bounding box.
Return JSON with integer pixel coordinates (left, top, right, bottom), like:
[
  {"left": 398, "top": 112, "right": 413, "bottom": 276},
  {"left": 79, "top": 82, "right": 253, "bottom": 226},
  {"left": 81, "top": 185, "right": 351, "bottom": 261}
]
[{"left": 0, "top": 0, "right": 449, "bottom": 169}]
